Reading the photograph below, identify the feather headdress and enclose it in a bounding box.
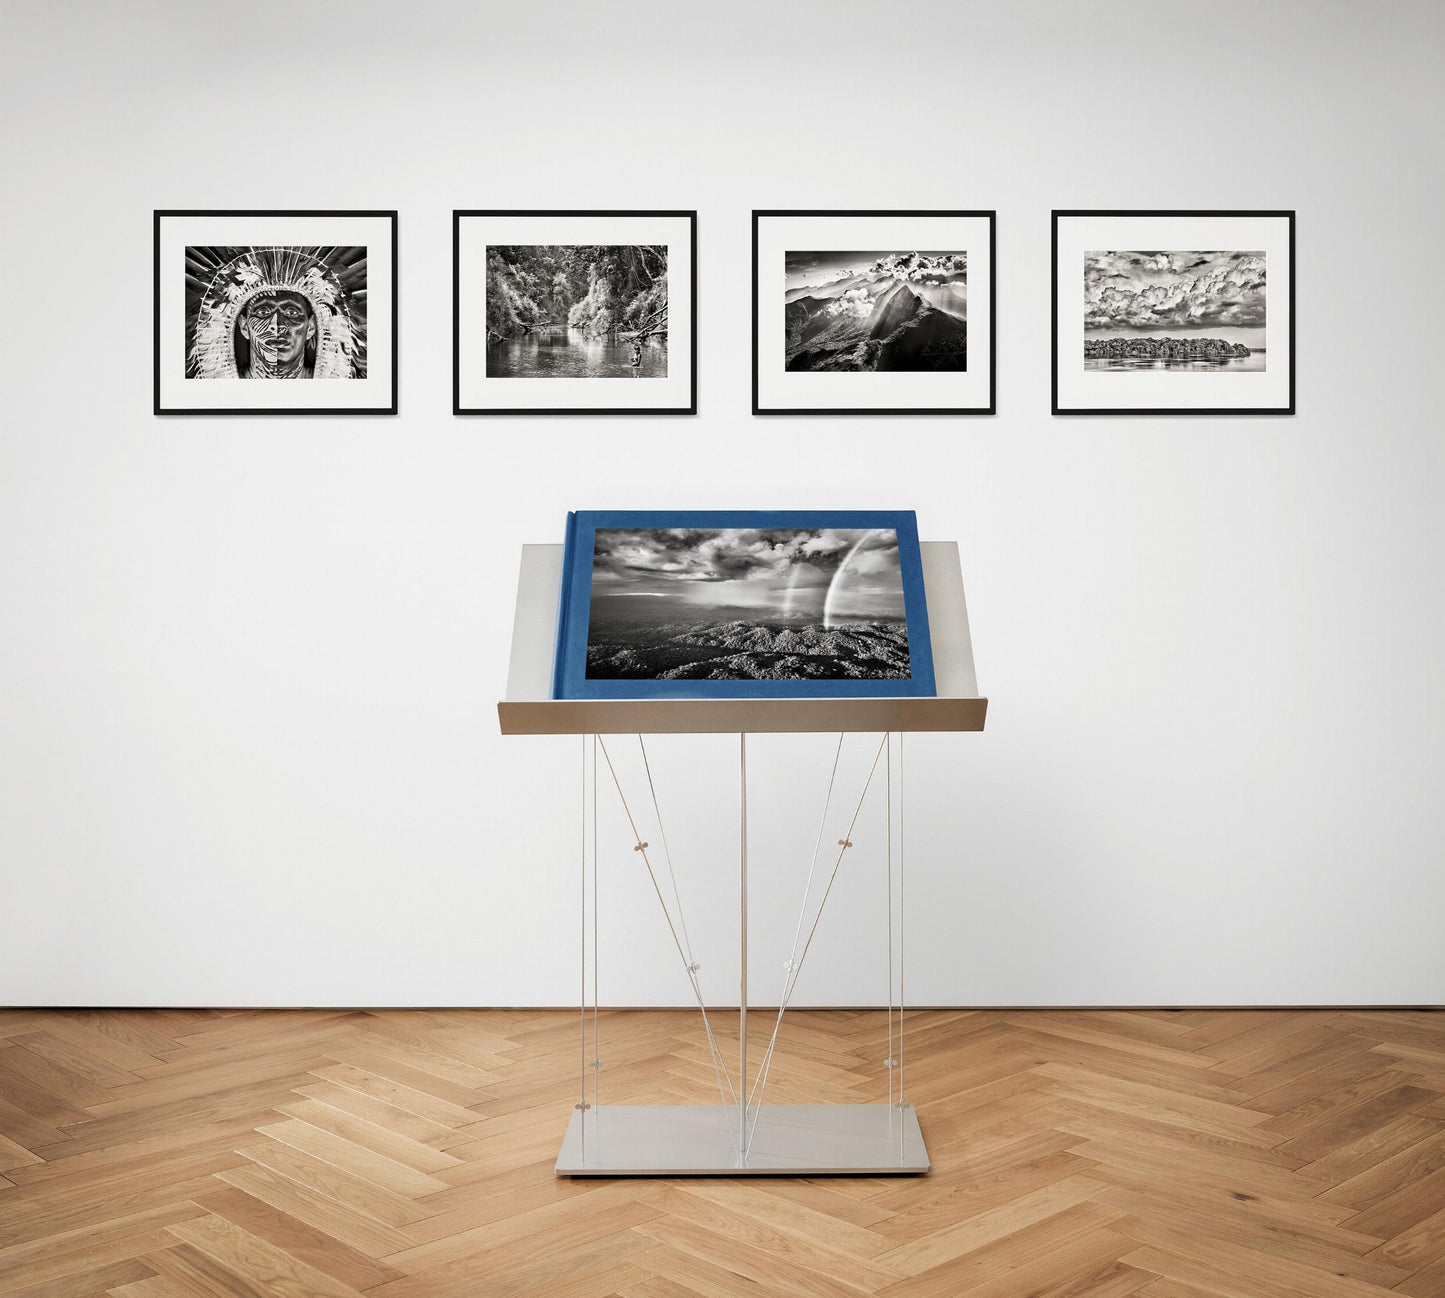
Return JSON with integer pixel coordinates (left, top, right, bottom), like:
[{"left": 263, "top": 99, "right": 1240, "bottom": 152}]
[{"left": 185, "top": 245, "right": 368, "bottom": 380}]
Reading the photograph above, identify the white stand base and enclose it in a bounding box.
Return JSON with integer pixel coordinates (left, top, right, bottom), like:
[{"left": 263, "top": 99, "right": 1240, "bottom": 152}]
[{"left": 556, "top": 1103, "right": 929, "bottom": 1176}]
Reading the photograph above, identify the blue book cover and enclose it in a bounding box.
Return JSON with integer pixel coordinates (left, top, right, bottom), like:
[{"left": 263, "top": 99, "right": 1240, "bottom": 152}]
[
  {"left": 552, "top": 510, "right": 935, "bottom": 700},
  {"left": 552, "top": 510, "right": 581, "bottom": 700}
]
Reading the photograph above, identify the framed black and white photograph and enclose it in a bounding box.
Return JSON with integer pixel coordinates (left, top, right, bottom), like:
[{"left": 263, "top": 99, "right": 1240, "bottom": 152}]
[
  {"left": 552, "top": 510, "right": 936, "bottom": 700},
  {"left": 454, "top": 210, "right": 696, "bottom": 415},
  {"left": 752, "top": 210, "right": 995, "bottom": 415},
  {"left": 1053, "top": 210, "right": 1295, "bottom": 415},
  {"left": 153, "top": 210, "right": 397, "bottom": 415}
]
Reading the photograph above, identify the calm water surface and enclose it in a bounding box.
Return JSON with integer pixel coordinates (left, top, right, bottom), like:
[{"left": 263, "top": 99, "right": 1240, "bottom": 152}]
[
  {"left": 1084, "top": 350, "right": 1266, "bottom": 373},
  {"left": 488, "top": 326, "right": 668, "bottom": 378}
]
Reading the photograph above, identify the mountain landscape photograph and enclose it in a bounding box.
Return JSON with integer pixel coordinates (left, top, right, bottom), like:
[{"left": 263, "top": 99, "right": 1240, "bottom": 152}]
[
  {"left": 586, "top": 527, "right": 913, "bottom": 682},
  {"left": 1084, "top": 250, "right": 1266, "bottom": 371},
  {"left": 784, "top": 250, "right": 967, "bottom": 373}
]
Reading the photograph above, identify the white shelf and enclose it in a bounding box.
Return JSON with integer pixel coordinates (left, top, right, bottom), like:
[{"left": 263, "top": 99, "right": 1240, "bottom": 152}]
[{"left": 498, "top": 541, "right": 986, "bottom": 735}]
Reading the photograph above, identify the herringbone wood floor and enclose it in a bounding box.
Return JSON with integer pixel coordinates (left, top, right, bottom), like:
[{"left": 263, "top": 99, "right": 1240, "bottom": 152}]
[{"left": 1, "top": 1009, "right": 1445, "bottom": 1296}]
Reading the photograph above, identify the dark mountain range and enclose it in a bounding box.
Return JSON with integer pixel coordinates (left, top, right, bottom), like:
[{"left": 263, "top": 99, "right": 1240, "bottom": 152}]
[
  {"left": 868, "top": 283, "right": 922, "bottom": 338},
  {"left": 878, "top": 307, "right": 967, "bottom": 370},
  {"left": 783, "top": 255, "right": 967, "bottom": 373},
  {"left": 586, "top": 606, "right": 911, "bottom": 681},
  {"left": 786, "top": 283, "right": 966, "bottom": 373},
  {"left": 784, "top": 297, "right": 837, "bottom": 350}
]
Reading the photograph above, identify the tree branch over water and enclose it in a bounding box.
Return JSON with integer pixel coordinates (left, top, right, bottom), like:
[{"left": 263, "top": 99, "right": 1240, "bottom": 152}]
[{"left": 486, "top": 245, "right": 668, "bottom": 341}]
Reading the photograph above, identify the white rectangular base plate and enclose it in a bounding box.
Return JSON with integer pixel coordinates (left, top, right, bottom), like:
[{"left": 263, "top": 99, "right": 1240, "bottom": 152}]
[{"left": 556, "top": 1103, "right": 928, "bottom": 1176}]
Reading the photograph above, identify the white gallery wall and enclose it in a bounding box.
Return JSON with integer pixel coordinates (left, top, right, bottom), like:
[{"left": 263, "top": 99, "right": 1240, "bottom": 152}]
[{"left": 2, "top": 0, "right": 1442, "bottom": 1008}]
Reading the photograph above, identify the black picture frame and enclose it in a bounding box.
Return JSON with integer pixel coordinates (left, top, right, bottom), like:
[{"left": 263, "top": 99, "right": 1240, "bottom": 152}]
[
  {"left": 752, "top": 209, "right": 996, "bottom": 416},
  {"left": 153, "top": 209, "right": 399, "bottom": 416},
  {"left": 1052, "top": 209, "right": 1295, "bottom": 416},
  {"left": 453, "top": 209, "right": 698, "bottom": 416}
]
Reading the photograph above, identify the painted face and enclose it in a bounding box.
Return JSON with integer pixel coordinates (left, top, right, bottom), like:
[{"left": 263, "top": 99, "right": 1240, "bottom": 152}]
[{"left": 239, "top": 291, "right": 315, "bottom": 370}]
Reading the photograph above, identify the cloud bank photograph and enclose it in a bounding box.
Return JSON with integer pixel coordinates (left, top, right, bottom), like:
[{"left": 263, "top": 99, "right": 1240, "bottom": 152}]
[
  {"left": 784, "top": 251, "right": 967, "bottom": 373},
  {"left": 585, "top": 528, "right": 913, "bottom": 681},
  {"left": 1083, "top": 250, "right": 1266, "bottom": 371}
]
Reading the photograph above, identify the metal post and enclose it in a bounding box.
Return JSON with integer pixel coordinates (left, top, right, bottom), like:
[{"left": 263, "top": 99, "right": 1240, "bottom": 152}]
[
  {"left": 578, "top": 735, "right": 589, "bottom": 1160},
  {"left": 739, "top": 732, "right": 748, "bottom": 1162},
  {"left": 886, "top": 732, "right": 894, "bottom": 1110},
  {"left": 579, "top": 734, "right": 586, "bottom": 1103},
  {"left": 898, "top": 731, "right": 905, "bottom": 1110},
  {"left": 592, "top": 733, "right": 600, "bottom": 1115}
]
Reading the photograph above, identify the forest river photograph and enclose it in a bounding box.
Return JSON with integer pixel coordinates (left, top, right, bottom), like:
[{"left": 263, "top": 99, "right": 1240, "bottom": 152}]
[{"left": 485, "top": 244, "right": 667, "bottom": 378}]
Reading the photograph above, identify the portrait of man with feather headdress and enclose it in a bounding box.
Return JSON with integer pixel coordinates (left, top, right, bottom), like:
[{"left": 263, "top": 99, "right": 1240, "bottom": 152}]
[{"left": 184, "top": 245, "right": 368, "bottom": 381}]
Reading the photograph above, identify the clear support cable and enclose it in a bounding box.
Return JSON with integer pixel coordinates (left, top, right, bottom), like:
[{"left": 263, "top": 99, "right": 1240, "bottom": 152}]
[
  {"left": 743, "top": 734, "right": 889, "bottom": 1155},
  {"left": 596, "top": 736, "right": 741, "bottom": 1129},
  {"left": 637, "top": 734, "right": 739, "bottom": 1136}
]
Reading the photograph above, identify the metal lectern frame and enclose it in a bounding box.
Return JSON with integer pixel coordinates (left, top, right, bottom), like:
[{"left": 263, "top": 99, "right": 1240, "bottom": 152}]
[{"left": 499, "top": 542, "right": 986, "bottom": 1176}]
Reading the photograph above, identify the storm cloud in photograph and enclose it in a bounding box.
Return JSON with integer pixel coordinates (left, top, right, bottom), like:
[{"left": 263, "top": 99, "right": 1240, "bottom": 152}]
[
  {"left": 1083, "top": 250, "right": 1266, "bottom": 371},
  {"left": 586, "top": 528, "right": 913, "bottom": 681},
  {"left": 785, "top": 251, "right": 967, "bottom": 373}
]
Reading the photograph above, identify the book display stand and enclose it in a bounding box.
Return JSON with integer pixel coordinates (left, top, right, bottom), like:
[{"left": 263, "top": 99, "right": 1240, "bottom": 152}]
[{"left": 499, "top": 542, "right": 987, "bottom": 1175}]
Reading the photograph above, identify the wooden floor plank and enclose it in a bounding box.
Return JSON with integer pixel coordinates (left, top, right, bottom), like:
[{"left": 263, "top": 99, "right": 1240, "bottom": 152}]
[
  {"left": 1133, "top": 1281, "right": 1232, "bottom": 1298},
  {"left": 12, "top": 1021, "right": 155, "bottom": 1078},
  {"left": 664, "top": 1178, "right": 898, "bottom": 1259},
  {"left": 0, "top": 1043, "right": 114, "bottom": 1111},
  {"left": 1392, "top": 1252, "right": 1445, "bottom": 1298},
  {"left": 627, "top": 1243, "right": 799, "bottom": 1297},
  {"left": 251, "top": 1120, "right": 451, "bottom": 1199},
  {"left": 0, "top": 1169, "right": 243, "bottom": 1253},
  {"left": 1295, "top": 1114, "right": 1443, "bottom": 1187},
  {"left": 1274, "top": 1084, "right": 1441, "bottom": 1162},
  {"left": 191, "top": 1186, "right": 405, "bottom": 1291},
  {"left": 212, "top": 1163, "right": 415, "bottom": 1258},
  {"left": 1367, "top": 1201, "right": 1445, "bottom": 1271},
  {"left": 1092, "top": 1184, "right": 1407, "bottom": 1287},
  {"left": 1032, "top": 1259, "right": 1157, "bottom": 1297},
  {"left": 0, "top": 1135, "right": 41, "bottom": 1175},
  {"left": 0, "top": 1212, "right": 202, "bottom": 1290},
  {"left": 872, "top": 1175, "right": 1111, "bottom": 1274},
  {"left": 0, "top": 1008, "right": 1438, "bottom": 1297},
  {"left": 373, "top": 1200, "right": 660, "bottom": 1297},
  {"left": 636, "top": 1184, "right": 901, "bottom": 1289},
  {"left": 271, "top": 1099, "right": 461, "bottom": 1174},
  {"left": 1324, "top": 1132, "right": 1445, "bottom": 1216},
  {"left": 1113, "top": 1213, "right": 1403, "bottom": 1297},
  {"left": 633, "top": 1212, "right": 875, "bottom": 1298},
  {"left": 236, "top": 1139, "right": 428, "bottom": 1230},
  {"left": 142, "top": 1242, "right": 272, "bottom": 1298},
  {"left": 874, "top": 1205, "right": 1128, "bottom": 1298},
  {"left": 164, "top": 1214, "right": 367, "bottom": 1298},
  {"left": 306, "top": 1065, "right": 479, "bottom": 1130},
  {"left": 285, "top": 1082, "right": 454, "bottom": 1147},
  {"left": 0, "top": 1257, "right": 154, "bottom": 1298}
]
